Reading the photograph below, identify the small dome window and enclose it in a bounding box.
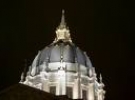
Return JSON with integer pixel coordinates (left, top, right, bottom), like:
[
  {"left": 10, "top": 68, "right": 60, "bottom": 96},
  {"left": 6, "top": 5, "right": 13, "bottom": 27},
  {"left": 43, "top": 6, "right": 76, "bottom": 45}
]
[
  {"left": 82, "top": 89, "right": 87, "bottom": 100},
  {"left": 66, "top": 86, "right": 73, "bottom": 99},
  {"left": 50, "top": 86, "right": 56, "bottom": 95}
]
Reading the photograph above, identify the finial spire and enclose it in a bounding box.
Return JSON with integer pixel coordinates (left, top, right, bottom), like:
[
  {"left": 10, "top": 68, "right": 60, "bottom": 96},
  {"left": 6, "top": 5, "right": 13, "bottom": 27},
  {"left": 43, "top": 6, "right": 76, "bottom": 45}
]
[
  {"left": 59, "top": 9, "right": 66, "bottom": 28},
  {"left": 100, "top": 74, "right": 102, "bottom": 83},
  {"left": 20, "top": 72, "right": 24, "bottom": 82},
  {"left": 55, "top": 10, "right": 72, "bottom": 42}
]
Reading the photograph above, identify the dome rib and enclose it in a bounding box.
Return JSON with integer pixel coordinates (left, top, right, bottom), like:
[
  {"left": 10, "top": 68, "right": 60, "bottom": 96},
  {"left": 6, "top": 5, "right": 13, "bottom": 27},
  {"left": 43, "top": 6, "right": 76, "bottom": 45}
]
[{"left": 36, "top": 41, "right": 92, "bottom": 68}]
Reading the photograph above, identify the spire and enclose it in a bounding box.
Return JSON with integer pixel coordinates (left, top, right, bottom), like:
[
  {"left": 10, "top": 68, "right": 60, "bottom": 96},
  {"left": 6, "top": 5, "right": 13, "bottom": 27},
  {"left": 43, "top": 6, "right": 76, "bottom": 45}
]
[
  {"left": 59, "top": 9, "right": 66, "bottom": 29},
  {"left": 20, "top": 59, "right": 27, "bottom": 82},
  {"left": 100, "top": 74, "right": 102, "bottom": 83},
  {"left": 55, "top": 10, "right": 72, "bottom": 42},
  {"left": 20, "top": 72, "right": 24, "bottom": 82}
]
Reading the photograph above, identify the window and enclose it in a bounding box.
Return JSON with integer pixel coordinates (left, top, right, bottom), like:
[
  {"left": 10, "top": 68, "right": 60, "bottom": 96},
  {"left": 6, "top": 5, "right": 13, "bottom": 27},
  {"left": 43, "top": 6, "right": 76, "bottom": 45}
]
[
  {"left": 50, "top": 86, "right": 56, "bottom": 94},
  {"left": 66, "top": 87, "right": 73, "bottom": 98},
  {"left": 82, "top": 90, "right": 87, "bottom": 100}
]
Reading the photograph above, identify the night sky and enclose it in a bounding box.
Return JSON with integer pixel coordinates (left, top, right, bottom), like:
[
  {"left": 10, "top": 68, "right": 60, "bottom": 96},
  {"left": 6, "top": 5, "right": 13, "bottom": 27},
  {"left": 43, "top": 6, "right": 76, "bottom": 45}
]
[{"left": 0, "top": 0, "right": 135, "bottom": 100}]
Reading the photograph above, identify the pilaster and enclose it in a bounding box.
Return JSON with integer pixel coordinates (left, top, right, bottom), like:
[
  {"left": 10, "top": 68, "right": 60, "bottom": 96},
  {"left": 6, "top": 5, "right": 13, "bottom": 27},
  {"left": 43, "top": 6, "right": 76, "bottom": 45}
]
[{"left": 87, "top": 83, "right": 95, "bottom": 100}]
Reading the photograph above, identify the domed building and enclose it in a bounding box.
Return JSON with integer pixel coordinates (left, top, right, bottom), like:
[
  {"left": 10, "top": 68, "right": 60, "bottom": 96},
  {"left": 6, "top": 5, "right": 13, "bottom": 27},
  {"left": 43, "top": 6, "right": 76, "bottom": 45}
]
[{"left": 20, "top": 10, "right": 105, "bottom": 100}]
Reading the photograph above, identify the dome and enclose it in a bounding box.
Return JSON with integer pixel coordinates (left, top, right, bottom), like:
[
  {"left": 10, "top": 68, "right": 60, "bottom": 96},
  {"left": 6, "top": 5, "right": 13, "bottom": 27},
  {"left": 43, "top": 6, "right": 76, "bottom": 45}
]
[
  {"left": 20, "top": 10, "right": 105, "bottom": 100},
  {"left": 26, "top": 10, "right": 93, "bottom": 76},
  {"left": 37, "top": 41, "right": 92, "bottom": 68}
]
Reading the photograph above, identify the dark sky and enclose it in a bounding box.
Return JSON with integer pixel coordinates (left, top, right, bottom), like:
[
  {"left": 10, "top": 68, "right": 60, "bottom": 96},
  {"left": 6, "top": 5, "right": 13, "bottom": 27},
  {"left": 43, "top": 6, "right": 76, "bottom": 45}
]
[{"left": 0, "top": 0, "right": 135, "bottom": 100}]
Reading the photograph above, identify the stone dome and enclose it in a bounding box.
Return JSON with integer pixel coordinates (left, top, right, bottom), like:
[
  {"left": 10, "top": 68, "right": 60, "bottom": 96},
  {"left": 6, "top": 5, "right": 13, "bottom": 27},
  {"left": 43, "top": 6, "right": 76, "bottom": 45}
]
[
  {"left": 37, "top": 40, "right": 93, "bottom": 68},
  {"left": 20, "top": 10, "right": 105, "bottom": 100},
  {"left": 26, "top": 10, "right": 94, "bottom": 77}
]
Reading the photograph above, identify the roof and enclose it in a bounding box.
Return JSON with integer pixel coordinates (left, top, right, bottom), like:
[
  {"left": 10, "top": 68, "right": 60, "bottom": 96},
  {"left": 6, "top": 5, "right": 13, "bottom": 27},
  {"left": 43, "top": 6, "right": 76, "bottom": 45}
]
[
  {"left": 0, "top": 83, "right": 75, "bottom": 100},
  {"left": 37, "top": 41, "right": 92, "bottom": 68}
]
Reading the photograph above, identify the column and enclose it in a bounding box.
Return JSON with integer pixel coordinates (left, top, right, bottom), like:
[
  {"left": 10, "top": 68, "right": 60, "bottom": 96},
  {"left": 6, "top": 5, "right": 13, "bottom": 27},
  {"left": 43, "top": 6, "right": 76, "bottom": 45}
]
[
  {"left": 73, "top": 79, "right": 78, "bottom": 99},
  {"left": 98, "top": 89, "right": 105, "bottom": 100},
  {"left": 73, "top": 78, "right": 82, "bottom": 99},
  {"left": 57, "top": 69, "right": 66, "bottom": 95},
  {"left": 42, "top": 79, "right": 49, "bottom": 92},
  {"left": 87, "top": 83, "right": 94, "bottom": 100}
]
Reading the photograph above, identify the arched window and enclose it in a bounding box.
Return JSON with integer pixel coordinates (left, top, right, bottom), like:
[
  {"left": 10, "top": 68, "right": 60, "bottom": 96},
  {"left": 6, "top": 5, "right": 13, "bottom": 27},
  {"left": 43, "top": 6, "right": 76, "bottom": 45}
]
[
  {"left": 66, "top": 87, "right": 73, "bottom": 98},
  {"left": 82, "top": 90, "right": 87, "bottom": 100},
  {"left": 50, "top": 86, "right": 56, "bottom": 94}
]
